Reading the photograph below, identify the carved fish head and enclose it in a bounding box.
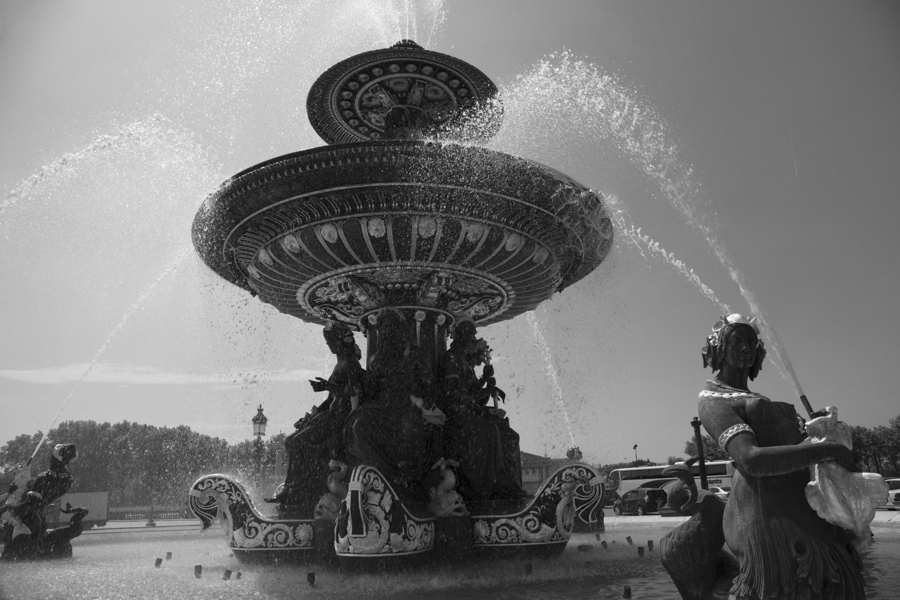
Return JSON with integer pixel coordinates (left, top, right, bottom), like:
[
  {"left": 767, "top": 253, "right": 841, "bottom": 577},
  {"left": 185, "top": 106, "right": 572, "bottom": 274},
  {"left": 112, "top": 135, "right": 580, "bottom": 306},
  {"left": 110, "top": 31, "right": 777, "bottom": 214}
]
[
  {"left": 189, "top": 474, "right": 246, "bottom": 531},
  {"left": 314, "top": 492, "right": 342, "bottom": 522},
  {"left": 428, "top": 490, "right": 468, "bottom": 517}
]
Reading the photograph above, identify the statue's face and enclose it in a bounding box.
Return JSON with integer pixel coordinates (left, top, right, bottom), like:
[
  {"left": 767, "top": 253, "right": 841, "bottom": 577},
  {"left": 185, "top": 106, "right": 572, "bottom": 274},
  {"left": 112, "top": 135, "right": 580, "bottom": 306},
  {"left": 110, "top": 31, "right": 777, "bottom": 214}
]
[
  {"left": 326, "top": 332, "right": 356, "bottom": 356},
  {"left": 724, "top": 326, "right": 758, "bottom": 370},
  {"left": 325, "top": 337, "right": 342, "bottom": 355}
]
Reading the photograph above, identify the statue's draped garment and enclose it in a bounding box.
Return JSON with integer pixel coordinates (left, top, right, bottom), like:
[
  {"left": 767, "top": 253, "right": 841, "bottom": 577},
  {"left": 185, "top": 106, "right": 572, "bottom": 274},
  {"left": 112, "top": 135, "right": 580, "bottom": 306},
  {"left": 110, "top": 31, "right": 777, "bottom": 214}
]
[
  {"left": 699, "top": 382, "right": 865, "bottom": 600},
  {"left": 438, "top": 348, "right": 523, "bottom": 501},
  {"left": 344, "top": 353, "right": 437, "bottom": 497},
  {"left": 282, "top": 356, "right": 364, "bottom": 509}
]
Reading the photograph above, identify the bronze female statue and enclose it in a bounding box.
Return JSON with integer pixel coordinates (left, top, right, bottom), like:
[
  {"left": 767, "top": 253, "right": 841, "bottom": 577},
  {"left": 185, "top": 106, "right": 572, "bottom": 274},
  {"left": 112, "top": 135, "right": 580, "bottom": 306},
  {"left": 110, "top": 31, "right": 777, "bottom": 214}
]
[
  {"left": 270, "top": 323, "right": 364, "bottom": 513},
  {"left": 343, "top": 310, "right": 444, "bottom": 500},
  {"left": 0, "top": 443, "right": 88, "bottom": 560},
  {"left": 696, "top": 314, "right": 864, "bottom": 600},
  {"left": 438, "top": 319, "right": 524, "bottom": 501}
]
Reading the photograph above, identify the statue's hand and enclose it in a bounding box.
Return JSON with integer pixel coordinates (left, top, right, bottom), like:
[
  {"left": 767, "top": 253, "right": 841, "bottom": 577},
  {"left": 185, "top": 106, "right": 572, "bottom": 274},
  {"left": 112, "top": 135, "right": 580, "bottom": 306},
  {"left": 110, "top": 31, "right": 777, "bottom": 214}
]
[
  {"left": 421, "top": 407, "right": 446, "bottom": 426},
  {"left": 482, "top": 364, "right": 495, "bottom": 379},
  {"left": 309, "top": 377, "right": 330, "bottom": 392}
]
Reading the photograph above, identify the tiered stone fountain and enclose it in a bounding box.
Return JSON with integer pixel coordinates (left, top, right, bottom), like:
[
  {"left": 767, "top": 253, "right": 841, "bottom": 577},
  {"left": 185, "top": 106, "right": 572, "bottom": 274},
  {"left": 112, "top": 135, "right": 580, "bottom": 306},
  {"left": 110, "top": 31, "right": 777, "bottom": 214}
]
[{"left": 188, "top": 40, "right": 611, "bottom": 568}]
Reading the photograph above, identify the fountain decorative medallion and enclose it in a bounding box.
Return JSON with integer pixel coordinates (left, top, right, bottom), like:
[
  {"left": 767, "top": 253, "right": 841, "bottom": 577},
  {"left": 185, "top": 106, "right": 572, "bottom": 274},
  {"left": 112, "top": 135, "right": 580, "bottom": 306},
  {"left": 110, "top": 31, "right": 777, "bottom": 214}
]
[{"left": 306, "top": 40, "right": 503, "bottom": 144}]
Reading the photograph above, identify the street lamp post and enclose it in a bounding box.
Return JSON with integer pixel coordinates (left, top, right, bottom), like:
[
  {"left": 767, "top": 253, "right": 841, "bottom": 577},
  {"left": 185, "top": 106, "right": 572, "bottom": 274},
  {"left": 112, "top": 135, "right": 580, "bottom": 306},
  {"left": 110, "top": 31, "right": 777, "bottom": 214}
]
[
  {"left": 252, "top": 404, "right": 268, "bottom": 479},
  {"left": 633, "top": 444, "right": 638, "bottom": 462},
  {"left": 691, "top": 417, "right": 709, "bottom": 490}
]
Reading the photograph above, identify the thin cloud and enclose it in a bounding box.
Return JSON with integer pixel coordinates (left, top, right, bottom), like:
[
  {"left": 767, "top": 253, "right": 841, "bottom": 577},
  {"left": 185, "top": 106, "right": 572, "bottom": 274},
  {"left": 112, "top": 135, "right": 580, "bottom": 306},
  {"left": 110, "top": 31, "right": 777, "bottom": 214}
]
[{"left": 0, "top": 363, "right": 323, "bottom": 386}]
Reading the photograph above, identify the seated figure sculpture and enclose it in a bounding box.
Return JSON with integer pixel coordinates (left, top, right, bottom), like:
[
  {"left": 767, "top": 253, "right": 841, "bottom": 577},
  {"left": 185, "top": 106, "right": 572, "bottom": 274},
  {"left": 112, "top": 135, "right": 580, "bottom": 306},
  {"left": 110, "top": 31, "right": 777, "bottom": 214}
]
[
  {"left": 270, "top": 323, "right": 364, "bottom": 513},
  {"left": 0, "top": 443, "right": 88, "bottom": 561},
  {"left": 678, "top": 314, "right": 865, "bottom": 600},
  {"left": 343, "top": 310, "right": 445, "bottom": 500},
  {"left": 438, "top": 319, "right": 524, "bottom": 501}
]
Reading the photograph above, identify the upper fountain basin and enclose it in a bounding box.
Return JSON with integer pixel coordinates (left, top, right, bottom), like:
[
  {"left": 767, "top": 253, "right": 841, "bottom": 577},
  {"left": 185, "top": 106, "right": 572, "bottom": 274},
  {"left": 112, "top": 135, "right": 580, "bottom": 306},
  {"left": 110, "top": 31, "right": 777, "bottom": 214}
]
[
  {"left": 307, "top": 39, "right": 503, "bottom": 145},
  {"left": 192, "top": 140, "right": 613, "bottom": 330}
]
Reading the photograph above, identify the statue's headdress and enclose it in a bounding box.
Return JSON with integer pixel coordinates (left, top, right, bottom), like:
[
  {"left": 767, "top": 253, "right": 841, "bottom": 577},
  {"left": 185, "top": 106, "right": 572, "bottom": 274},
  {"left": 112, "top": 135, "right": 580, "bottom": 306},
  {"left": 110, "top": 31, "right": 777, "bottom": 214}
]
[
  {"left": 52, "top": 443, "right": 77, "bottom": 465},
  {"left": 701, "top": 313, "right": 766, "bottom": 379},
  {"left": 451, "top": 315, "right": 476, "bottom": 341},
  {"left": 322, "top": 321, "right": 360, "bottom": 359}
]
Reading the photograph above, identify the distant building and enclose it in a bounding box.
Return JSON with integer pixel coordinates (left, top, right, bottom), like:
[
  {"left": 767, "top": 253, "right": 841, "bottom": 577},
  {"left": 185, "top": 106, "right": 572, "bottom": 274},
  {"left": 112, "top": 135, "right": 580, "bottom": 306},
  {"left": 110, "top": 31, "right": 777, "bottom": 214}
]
[{"left": 521, "top": 451, "right": 584, "bottom": 495}]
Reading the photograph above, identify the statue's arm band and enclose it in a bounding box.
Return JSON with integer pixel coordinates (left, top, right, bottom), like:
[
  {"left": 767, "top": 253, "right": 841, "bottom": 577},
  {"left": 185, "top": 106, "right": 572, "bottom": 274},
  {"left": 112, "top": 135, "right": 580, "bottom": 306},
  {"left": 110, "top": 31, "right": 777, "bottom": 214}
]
[{"left": 719, "top": 424, "right": 755, "bottom": 452}]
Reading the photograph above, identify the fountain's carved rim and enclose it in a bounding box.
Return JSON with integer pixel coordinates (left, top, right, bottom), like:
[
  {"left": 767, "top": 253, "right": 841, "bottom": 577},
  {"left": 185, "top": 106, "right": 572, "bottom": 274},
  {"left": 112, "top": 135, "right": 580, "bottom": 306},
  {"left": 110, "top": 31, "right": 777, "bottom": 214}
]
[{"left": 192, "top": 140, "right": 613, "bottom": 328}]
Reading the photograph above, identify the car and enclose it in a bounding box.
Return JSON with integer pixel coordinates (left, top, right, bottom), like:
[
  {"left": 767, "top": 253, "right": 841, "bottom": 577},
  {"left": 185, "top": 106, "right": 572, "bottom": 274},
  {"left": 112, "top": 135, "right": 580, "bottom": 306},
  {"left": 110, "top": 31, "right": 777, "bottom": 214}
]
[
  {"left": 882, "top": 479, "right": 900, "bottom": 510},
  {"left": 709, "top": 486, "right": 730, "bottom": 501},
  {"left": 612, "top": 487, "right": 667, "bottom": 516}
]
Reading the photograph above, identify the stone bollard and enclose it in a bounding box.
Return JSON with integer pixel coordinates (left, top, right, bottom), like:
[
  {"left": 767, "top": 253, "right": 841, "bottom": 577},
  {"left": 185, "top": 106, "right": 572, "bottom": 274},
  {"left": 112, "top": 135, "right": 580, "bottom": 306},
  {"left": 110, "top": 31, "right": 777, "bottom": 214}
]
[
  {"left": 595, "top": 533, "right": 602, "bottom": 540},
  {"left": 194, "top": 565, "right": 202, "bottom": 578},
  {"left": 647, "top": 540, "right": 653, "bottom": 551},
  {"left": 524, "top": 563, "right": 533, "bottom": 575},
  {"left": 638, "top": 546, "right": 644, "bottom": 557},
  {"left": 154, "top": 558, "right": 163, "bottom": 568},
  {"left": 623, "top": 585, "right": 632, "bottom": 598},
  {"left": 626, "top": 536, "right": 633, "bottom": 545},
  {"left": 235, "top": 572, "right": 242, "bottom": 580},
  {"left": 601, "top": 540, "right": 608, "bottom": 550},
  {"left": 223, "top": 569, "right": 232, "bottom": 581},
  {"left": 166, "top": 551, "right": 172, "bottom": 560},
  {"left": 307, "top": 572, "right": 316, "bottom": 587}
]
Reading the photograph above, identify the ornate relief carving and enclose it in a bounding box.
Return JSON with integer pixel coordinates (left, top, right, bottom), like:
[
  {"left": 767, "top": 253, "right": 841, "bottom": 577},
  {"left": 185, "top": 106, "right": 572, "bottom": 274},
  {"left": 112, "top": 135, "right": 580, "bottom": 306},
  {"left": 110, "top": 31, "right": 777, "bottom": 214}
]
[
  {"left": 307, "top": 41, "right": 501, "bottom": 145},
  {"left": 300, "top": 266, "right": 511, "bottom": 325},
  {"left": 189, "top": 474, "right": 315, "bottom": 552},
  {"left": 193, "top": 142, "right": 612, "bottom": 328},
  {"left": 309, "top": 276, "right": 385, "bottom": 323},
  {"left": 334, "top": 465, "right": 435, "bottom": 556},
  {"left": 471, "top": 465, "right": 598, "bottom": 547}
]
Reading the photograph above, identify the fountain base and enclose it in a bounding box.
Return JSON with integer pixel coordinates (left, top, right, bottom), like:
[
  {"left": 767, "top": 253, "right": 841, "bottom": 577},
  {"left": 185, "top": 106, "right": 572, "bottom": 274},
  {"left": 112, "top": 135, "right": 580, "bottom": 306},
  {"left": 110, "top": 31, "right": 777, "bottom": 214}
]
[{"left": 188, "top": 463, "right": 602, "bottom": 568}]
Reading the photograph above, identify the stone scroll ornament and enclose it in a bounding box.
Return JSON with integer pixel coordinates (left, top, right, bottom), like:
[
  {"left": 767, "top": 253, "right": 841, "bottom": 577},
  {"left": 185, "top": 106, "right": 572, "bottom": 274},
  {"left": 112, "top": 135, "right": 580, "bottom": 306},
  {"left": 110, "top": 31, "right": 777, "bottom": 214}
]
[
  {"left": 189, "top": 474, "right": 315, "bottom": 553},
  {"left": 472, "top": 464, "right": 599, "bottom": 547},
  {"left": 572, "top": 468, "right": 605, "bottom": 528},
  {"left": 334, "top": 465, "right": 435, "bottom": 556}
]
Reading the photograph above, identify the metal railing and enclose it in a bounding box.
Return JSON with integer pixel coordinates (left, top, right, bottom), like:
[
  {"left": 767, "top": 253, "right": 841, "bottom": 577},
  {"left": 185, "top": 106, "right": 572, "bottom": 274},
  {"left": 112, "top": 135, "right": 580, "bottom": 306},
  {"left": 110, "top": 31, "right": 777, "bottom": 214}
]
[{"left": 107, "top": 506, "right": 192, "bottom": 521}]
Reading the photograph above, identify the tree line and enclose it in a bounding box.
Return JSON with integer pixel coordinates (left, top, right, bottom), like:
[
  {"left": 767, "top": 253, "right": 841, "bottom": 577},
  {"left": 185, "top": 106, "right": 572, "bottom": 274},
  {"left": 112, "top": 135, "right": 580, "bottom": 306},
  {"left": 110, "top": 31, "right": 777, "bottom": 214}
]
[
  {"left": 5, "top": 413, "right": 896, "bottom": 508},
  {"left": 0, "top": 420, "right": 287, "bottom": 508}
]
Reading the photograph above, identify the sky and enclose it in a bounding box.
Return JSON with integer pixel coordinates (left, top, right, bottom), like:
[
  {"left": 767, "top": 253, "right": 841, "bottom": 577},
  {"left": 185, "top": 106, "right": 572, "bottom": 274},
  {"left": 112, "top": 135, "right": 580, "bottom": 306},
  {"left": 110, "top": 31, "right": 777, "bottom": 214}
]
[{"left": 1, "top": 0, "right": 898, "bottom": 467}]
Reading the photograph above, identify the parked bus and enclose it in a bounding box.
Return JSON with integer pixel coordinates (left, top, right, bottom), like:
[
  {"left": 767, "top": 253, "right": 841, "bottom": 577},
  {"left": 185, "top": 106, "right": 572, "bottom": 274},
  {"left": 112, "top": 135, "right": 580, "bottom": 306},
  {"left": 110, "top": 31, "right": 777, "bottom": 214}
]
[{"left": 605, "top": 460, "right": 736, "bottom": 502}]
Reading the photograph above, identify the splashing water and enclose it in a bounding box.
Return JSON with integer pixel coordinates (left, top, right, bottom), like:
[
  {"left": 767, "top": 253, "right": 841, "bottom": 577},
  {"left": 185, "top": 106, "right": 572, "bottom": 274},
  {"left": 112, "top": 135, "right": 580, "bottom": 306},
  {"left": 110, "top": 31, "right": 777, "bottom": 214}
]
[
  {"left": 525, "top": 312, "right": 575, "bottom": 449},
  {"left": 1, "top": 114, "right": 194, "bottom": 220},
  {"left": 339, "top": 0, "right": 446, "bottom": 49},
  {"left": 492, "top": 51, "right": 802, "bottom": 391},
  {"left": 603, "top": 194, "right": 728, "bottom": 311},
  {"left": 30, "top": 245, "right": 194, "bottom": 462}
]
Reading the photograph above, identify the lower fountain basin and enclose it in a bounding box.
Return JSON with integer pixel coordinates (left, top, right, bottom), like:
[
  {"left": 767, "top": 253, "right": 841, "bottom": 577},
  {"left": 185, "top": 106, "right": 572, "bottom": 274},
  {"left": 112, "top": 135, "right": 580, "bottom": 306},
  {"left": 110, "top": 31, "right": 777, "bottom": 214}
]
[{"left": 188, "top": 463, "right": 604, "bottom": 569}]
